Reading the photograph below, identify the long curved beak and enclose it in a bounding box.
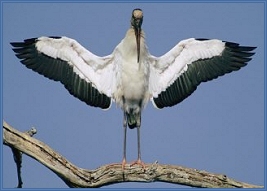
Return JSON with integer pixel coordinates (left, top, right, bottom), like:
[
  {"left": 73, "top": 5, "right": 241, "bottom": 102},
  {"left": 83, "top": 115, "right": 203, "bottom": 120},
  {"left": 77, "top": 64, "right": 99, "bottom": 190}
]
[{"left": 134, "top": 25, "right": 141, "bottom": 63}]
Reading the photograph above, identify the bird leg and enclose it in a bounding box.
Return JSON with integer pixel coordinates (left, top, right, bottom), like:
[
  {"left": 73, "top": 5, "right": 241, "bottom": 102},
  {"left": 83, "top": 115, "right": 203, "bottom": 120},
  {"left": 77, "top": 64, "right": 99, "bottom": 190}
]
[
  {"left": 122, "top": 112, "right": 127, "bottom": 170},
  {"left": 137, "top": 124, "right": 141, "bottom": 161},
  {"left": 130, "top": 125, "right": 146, "bottom": 169},
  {"left": 121, "top": 111, "right": 145, "bottom": 169},
  {"left": 109, "top": 113, "right": 127, "bottom": 169},
  {"left": 107, "top": 114, "right": 128, "bottom": 170}
]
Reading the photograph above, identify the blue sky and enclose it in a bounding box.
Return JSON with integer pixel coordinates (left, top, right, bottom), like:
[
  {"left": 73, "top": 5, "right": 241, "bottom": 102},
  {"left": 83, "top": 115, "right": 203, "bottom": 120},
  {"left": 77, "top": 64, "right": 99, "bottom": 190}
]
[{"left": 2, "top": 2, "right": 265, "bottom": 189}]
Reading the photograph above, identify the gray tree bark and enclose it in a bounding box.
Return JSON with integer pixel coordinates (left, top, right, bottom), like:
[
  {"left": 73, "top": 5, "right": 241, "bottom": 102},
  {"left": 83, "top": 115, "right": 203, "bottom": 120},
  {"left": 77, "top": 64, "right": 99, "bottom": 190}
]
[{"left": 3, "top": 121, "right": 263, "bottom": 188}]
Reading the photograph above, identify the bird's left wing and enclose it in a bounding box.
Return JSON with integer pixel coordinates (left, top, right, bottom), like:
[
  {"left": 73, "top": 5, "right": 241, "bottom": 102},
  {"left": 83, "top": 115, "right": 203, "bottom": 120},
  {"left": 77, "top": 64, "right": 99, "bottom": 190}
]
[
  {"left": 149, "top": 38, "right": 256, "bottom": 109},
  {"left": 11, "top": 36, "right": 118, "bottom": 109}
]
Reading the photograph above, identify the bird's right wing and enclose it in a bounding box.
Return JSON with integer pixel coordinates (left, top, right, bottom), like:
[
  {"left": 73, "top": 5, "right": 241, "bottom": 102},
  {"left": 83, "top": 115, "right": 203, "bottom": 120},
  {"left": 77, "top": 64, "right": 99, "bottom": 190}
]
[
  {"left": 11, "top": 36, "right": 119, "bottom": 109},
  {"left": 149, "top": 38, "right": 256, "bottom": 109}
]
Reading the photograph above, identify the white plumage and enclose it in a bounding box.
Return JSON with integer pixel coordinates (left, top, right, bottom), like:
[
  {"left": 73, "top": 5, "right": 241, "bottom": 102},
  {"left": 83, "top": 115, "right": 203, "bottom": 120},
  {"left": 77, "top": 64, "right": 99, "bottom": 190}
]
[{"left": 11, "top": 8, "right": 256, "bottom": 167}]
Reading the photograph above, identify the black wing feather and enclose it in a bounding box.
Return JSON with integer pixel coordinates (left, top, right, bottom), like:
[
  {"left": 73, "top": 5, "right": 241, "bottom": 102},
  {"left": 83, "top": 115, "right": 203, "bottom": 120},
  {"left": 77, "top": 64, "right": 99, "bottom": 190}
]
[{"left": 11, "top": 38, "right": 111, "bottom": 109}]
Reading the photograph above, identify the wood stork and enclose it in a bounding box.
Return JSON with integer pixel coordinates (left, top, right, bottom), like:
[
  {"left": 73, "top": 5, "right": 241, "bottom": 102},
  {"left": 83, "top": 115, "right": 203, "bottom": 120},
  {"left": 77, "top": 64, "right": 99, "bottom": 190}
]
[{"left": 11, "top": 8, "right": 256, "bottom": 168}]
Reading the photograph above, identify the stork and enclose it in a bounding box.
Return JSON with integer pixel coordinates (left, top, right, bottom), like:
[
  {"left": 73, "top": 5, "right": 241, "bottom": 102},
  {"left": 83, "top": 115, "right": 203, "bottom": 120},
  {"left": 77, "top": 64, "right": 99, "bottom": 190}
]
[{"left": 11, "top": 8, "right": 256, "bottom": 168}]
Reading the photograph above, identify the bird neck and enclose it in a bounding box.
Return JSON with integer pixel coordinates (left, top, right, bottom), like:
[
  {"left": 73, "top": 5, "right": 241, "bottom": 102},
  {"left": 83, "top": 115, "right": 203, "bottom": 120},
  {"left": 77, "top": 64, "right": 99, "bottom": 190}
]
[{"left": 122, "top": 28, "right": 147, "bottom": 62}]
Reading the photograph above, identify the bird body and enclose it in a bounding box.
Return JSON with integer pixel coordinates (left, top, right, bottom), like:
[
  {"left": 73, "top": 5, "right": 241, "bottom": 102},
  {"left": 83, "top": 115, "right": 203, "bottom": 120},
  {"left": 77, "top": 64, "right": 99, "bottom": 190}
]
[
  {"left": 11, "top": 8, "right": 256, "bottom": 167},
  {"left": 117, "top": 28, "right": 150, "bottom": 127}
]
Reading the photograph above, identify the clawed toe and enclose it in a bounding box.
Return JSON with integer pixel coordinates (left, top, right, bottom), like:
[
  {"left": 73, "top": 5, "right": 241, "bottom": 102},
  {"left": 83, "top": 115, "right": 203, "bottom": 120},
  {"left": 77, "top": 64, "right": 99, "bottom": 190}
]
[{"left": 130, "top": 159, "right": 146, "bottom": 169}]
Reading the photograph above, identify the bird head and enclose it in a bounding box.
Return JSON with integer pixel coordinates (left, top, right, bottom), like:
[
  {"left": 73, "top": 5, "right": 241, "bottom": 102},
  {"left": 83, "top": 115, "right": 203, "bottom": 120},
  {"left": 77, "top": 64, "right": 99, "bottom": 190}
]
[{"left": 131, "top": 8, "right": 143, "bottom": 63}]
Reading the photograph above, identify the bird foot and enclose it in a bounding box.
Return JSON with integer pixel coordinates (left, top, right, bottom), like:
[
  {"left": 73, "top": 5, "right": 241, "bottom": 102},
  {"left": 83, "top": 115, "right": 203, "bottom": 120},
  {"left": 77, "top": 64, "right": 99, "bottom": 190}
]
[
  {"left": 109, "top": 158, "right": 145, "bottom": 170},
  {"left": 129, "top": 158, "right": 146, "bottom": 169},
  {"left": 122, "top": 158, "right": 127, "bottom": 170}
]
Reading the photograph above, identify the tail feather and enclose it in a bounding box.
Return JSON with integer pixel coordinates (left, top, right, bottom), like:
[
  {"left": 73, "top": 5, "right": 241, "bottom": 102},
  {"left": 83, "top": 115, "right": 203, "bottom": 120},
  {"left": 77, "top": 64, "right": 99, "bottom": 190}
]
[{"left": 126, "top": 111, "right": 141, "bottom": 129}]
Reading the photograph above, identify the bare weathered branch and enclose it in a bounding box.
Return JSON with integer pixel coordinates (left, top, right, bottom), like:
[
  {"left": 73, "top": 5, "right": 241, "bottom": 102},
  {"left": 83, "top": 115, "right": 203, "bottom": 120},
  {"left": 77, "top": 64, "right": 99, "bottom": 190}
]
[
  {"left": 6, "top": 125, "right": 37, "bottom": 188},
  {"left": 3, "top": 121, "right": 263, "bottom": 188},
  {"left": 11, "top": 146, "right": 22, "bottom": 188}
]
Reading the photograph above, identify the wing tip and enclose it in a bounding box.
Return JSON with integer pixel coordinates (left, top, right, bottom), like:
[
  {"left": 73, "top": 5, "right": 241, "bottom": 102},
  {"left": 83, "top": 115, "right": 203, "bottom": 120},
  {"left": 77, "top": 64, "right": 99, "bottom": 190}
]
[
  {"left": 226, "top": 42, "right": 256, "bottom": 51},
  {"left": 10, "top": 38, "right": 37, "bottom": 49},
  {"left": 10, "top": 36, "right": 64, "bottom": 48},
  {"left": 195, "top": 38, "right": 257, "bottom": 52}
]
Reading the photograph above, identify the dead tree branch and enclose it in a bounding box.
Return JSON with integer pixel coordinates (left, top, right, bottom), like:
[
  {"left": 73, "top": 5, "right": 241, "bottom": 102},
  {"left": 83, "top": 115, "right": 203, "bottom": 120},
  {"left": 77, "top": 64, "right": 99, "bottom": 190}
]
[
  {"left": 3, "top": 121, "right": 263, "bottom": 188},
  {"left": 10, "top": 126, "right": 37, "bottom": 188}
]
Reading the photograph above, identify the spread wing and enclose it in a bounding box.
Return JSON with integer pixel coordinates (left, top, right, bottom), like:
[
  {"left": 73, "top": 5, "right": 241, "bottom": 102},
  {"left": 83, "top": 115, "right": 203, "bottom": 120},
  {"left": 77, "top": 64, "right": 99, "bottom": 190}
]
[
  {"left": 11, "top": 36, "right": 119, "bottom": 109},
  {"left": 149, "top": 38, "right": 256, "bottom": 109}
]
